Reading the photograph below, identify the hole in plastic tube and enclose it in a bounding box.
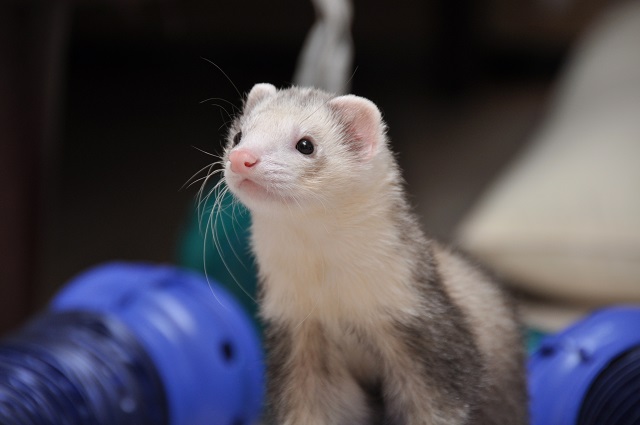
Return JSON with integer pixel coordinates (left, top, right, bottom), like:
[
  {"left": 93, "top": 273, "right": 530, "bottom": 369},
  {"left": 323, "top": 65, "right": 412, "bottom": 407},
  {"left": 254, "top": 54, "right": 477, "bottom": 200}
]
[{"left": 221, "top": 341, "right": 234, "bottom": 362}]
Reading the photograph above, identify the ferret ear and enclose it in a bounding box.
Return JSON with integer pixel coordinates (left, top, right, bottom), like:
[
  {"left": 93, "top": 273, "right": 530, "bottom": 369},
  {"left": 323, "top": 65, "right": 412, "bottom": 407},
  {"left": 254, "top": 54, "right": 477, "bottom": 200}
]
[
  {"left": 244, "top": 83, "right": 277, "bottom": 112},
  {"left": 328, "top": 95, "right": 383, "bottom": 160}
]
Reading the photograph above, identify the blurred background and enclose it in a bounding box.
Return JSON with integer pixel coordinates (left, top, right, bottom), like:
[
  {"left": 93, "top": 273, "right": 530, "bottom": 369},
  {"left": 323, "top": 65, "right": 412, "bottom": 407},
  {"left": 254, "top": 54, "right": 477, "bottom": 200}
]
[{"left": 0, "top": 0, "right": 626, "bottom": 334}]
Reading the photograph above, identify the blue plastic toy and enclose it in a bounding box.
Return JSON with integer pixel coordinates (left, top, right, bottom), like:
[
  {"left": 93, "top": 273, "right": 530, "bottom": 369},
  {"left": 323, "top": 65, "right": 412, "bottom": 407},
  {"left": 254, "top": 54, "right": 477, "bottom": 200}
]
[
  {"left": 0, "top": 263, "right": 264, "bottom": 425},
  {"left": 529, "top": 306, "right": 640, "bottom": 425}
]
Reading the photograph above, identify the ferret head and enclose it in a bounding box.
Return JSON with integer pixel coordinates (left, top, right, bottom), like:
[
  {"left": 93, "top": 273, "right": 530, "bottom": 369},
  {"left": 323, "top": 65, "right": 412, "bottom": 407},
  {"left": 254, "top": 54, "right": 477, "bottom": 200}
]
[{"left": 223, "top": 83, "right": 389, "bottom": 217}]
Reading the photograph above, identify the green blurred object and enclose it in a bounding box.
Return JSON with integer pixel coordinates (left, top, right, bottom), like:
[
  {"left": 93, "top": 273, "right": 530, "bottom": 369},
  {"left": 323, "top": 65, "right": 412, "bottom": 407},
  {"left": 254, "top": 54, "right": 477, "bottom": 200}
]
[
  {"left": 525, "top": 328, "right": 548, "bottom": 354},
  {"left": 178, "top": 181, "right": 260, "bottom": 327}
]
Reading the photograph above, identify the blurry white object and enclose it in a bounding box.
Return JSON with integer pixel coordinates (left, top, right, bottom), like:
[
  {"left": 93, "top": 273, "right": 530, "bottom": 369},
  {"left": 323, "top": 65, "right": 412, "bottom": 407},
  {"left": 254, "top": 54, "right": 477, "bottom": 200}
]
[
  {"left": 457, "top": 1, "right": 640, "bottom": 306},
  {"left": 293, "top": 0, "right": 353, "bottom": 94}
]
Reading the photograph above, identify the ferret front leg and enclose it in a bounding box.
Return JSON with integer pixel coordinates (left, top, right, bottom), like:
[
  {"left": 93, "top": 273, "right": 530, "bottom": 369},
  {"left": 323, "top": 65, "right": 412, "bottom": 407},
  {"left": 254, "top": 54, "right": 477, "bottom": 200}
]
[
  {"left": 263, "top": 320, "right": 372, "bottom": 425},
  {"left": 379, "top": 321, "right": 483, "bottom": 425}
]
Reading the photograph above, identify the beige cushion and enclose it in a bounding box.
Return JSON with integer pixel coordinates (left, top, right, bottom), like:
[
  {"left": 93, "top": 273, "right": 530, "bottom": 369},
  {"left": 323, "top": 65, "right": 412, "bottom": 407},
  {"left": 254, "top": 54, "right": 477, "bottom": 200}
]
[{"left": 456, "top": 1, "right": 640, "bottom": 306}]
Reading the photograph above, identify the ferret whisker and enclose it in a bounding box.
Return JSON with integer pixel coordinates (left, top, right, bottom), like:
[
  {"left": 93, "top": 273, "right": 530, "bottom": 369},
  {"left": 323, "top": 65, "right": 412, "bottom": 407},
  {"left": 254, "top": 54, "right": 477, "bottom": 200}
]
[
  {"left": 218, "top": 119, "right": 235, "bottom": 132},
  {"left": 204, "top": 101, "right": 233, "bottom": 123},
  {"left": 196, "top": 175, "right": 214, "bottom": 229},
  {"left": 191, "top": 145, "right": 219, "bottom": 158},
  {"left": 209, "top": 185, "right": 258, "bottom": 304},
  {"left": 198, "top": 173, "right": 227, "bottom": 229},
  {"left": 292, "top": 301, "right": 319, "bottom": 331},
  {"left": 200, "top": 57, "right": 242, "bottom": 99},
  {"left": 218, "top": 108, "right": 229, "bottom": 126},
  {"left": 210, "top": 181, "right": 232, "bottom": 226},
  {"left": 200, "top": 190, "right": 231, "bottom": 311},
  {"left": 184, "top": 167, "right": 223, "bottom": 191},
  {"left": 208, "top": 186, "right": 230, "bottom": 267},
  {"left": 218, "top": 196, "right": 252, "bottom": 273},
  {"left": 182, "top": 162, "right": 214, "bottom": 192},
  {"left": 299, "top": 90, "right": 345, "bottom": 126},
  {"left": 196, "top": 165, "right": 225, "bottom": 209},
  {"left": 343, "top": 65, "right": 359, "bottom": 93},
  {"left": 196, "top": 170, "right": 219, "bottom": 211},
  {"left": 299, "top": 102, "right": 323, "bottom": 125},
  {"left": 228, "top": 201, "right": 248, "bottom": 250},
  {"left": 188, "top": 157, "right": 223, "bottom": 186},
  {"left": 229, "top": 196, "right": 250, "bottom": 246},
  {"left": 197, "top": 189, "right": 213, "bottom": 226},
  {"left": 215, "top": 107, "right": 239, "bottom": 131},
  {"left": 199, "top": 96, "right": 240, "bottom": 113}
]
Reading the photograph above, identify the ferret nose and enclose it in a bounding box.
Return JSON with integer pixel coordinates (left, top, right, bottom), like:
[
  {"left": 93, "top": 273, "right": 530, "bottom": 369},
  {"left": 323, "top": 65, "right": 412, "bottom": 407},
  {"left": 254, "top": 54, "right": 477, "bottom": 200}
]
[{"left": 229, "top": 149, "right": 259, "bottom": 174}]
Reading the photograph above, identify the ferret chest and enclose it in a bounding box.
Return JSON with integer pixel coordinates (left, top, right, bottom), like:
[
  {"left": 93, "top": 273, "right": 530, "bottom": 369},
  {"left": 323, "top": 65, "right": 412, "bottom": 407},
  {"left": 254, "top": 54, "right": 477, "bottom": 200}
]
[
  {"left": 252, "top": 214, "right": 419, "bottom": 325},
  {"left": 258, "top": 244, "right": 415, "bottom": 326}
]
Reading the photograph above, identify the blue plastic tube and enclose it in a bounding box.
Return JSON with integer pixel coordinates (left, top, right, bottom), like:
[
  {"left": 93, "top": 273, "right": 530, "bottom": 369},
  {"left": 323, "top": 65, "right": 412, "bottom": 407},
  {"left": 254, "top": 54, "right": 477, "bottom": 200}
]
[
  {"left": 0, "top": 263, "right": 264, "bottom": 425},
  {"left": 529, "top": 306, "right": 640, "bottom": 425}
]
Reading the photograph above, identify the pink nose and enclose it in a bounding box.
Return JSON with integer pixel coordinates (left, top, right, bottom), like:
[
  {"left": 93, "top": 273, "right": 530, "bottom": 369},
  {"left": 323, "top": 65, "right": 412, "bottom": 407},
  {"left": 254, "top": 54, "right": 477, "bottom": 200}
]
[{"left": 229, "top": 149, "right": 259, "bottom": 174}]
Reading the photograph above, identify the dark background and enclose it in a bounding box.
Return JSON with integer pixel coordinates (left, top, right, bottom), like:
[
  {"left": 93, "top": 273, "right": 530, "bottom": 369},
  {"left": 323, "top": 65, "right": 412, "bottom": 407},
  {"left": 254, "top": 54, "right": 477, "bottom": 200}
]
[{"left": 0, "top": 0, "right": 612, "bottom": 333}]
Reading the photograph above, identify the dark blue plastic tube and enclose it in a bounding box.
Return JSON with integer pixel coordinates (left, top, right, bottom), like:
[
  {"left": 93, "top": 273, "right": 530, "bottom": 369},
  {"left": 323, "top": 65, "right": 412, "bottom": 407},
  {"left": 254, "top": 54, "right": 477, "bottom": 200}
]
[
  {"left": 0, "top": 263, "right": 264, "bottom": 425},
  {"left": 0, "top": 310, "right": 168, "bottom": 425},
  {"left": 529, "top": 306, "right": 640, "bottom": 425}
]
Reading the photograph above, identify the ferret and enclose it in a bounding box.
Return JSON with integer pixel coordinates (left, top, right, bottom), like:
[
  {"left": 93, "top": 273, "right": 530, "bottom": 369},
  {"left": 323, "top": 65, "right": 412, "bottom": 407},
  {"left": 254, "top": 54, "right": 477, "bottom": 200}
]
[{"left": 218, "top": 83, "right": 528, "bottom": 425}]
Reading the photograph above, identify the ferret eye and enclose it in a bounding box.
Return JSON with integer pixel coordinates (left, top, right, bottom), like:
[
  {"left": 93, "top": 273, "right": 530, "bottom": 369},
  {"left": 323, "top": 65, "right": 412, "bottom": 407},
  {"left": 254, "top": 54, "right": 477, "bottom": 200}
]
[
  {"left": 233, "top": 131, "right": 242, "bottom": 146},
  {"left": 296, "top": 139, "right": 314, "bottom": 155}
]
